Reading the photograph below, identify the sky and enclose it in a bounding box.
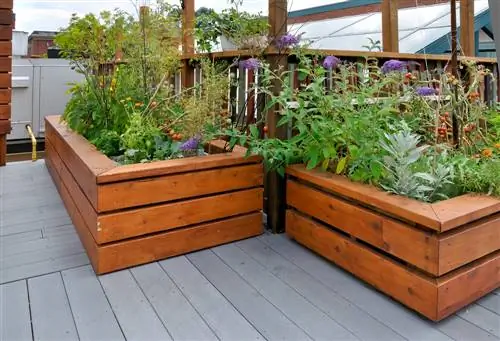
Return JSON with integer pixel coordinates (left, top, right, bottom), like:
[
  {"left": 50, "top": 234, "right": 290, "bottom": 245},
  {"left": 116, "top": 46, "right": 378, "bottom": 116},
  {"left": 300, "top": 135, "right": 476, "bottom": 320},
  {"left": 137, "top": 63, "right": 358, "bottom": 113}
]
[{"left": 13, "top": 0, "right": 347, "bottom": 34}]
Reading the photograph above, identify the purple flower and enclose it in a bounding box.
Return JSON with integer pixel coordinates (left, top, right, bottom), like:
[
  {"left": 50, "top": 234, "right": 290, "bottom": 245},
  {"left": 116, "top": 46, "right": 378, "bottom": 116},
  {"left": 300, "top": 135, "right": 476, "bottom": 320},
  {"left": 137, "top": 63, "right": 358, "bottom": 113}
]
[
  {"left": 239, "top": 58, "right": 261, "bottom": 71},
  {"left": 323, "top": 55, "right": 341, "bottom": 69},
  {"left": 381, "top": 59, "right": 406, "bottom": 74},
  {"left": 179, "top": 136, "right": 201, "bottom": 151},
  {"left": 276, "top": 33, "right": 300, "bottom": 49},
  {"left": 415, "top": 86, "right": 437, "bottom": 96}
]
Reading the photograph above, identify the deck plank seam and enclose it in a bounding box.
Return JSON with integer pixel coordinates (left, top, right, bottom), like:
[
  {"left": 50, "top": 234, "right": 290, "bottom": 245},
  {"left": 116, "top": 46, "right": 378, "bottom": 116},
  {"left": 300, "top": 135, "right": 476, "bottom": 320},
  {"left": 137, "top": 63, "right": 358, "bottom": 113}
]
[
  {"left": 256, "top": 235, "right": 455, "bottom": 340},
  {"left": 92, "top": 268, "right": 128, "bottom": 341},
  {"left": 157, "top": 259, "right": 222, "bottom": 341},
  {"left": 203, "top": 248, "right": 319, "bottom": 340},
  {"left": 25, "top": 279, "right": 35, "bottom": 341},
  {"left": 0, "top": 261, "right": 89, "bottom": 286},
  {"left": 59, "top": 271, "right": 82, "bottom": 341},
  {"left": 184, "top": 253, "right": 269, "bottom": 341},
  {"left": 234, "top": 239, "right": 408, "bottom": 341},
  {"left": 128, "top": 268, "right": 175, "bottom": 341}
]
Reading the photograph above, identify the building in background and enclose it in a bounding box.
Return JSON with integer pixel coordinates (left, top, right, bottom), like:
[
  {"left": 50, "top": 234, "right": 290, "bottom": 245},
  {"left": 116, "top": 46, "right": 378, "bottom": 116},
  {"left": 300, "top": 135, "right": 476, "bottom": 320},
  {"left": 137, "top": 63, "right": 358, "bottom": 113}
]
[{"left": 28, "top": 31, "right": 58, "bottom": 57}]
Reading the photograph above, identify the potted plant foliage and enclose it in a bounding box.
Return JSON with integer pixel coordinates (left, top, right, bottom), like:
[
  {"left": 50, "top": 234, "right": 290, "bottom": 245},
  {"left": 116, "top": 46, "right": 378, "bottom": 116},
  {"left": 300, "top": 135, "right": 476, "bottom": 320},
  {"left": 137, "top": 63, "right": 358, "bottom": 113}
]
[
  {"left": 46, "top": 2, "right": 263, "bottom": 275},
  {"left": 227, "top": 47, "right": 500, "bottom": 321},
  {"left": 195, "top": 0, "right": 268, "bottom": 52}
]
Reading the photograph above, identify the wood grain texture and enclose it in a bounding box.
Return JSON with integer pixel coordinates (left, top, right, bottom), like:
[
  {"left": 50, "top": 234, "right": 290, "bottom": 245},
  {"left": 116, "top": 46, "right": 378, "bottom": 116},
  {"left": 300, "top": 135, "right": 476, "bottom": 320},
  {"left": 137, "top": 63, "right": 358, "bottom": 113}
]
[
  {"left": 0, "top": 134, "right": 5, "bottom": 166},
  {"left": 286, "top": 209, "right": 439, "bottom": 320},
  {"left": 0, "top": 0, "right": 13, "bottom": 10},
  {"left": 98, "top": 188, "right": 263, "bottom": 243},
  {"left": 432, "top": 195, "right": 500, "bottom": 232},
  {"left": 0, "top": 26, "right": 12, "bottom": 40},
  {"left": 0, "top": 10, "right": 12, "bottom": 26},
  {"left": 45, "top": 140, "right": 99, "bottom": 242},
  {"left": 0, "top": 72, "right": 10, "bottom": 88},
  {"left": 97, "top": 141, "right": 260, "bottom": 184},
  {"left": 0, "top": 88, "right": 10, "bottom": 104},
  {"left": 0, "top": 42, "right": 9, "bottom": 57},
  {"left": 98, "top": 163, "right": 263, "bottom": 211},
  {"left": 287, "top": 164, "right": 441, "bottom": 230},
  {"left": 45, "top": 153, "right": 100, "bottom": 270},
  {"left": 96, "top": 213, "right": 263, "bottom": 274},
  {"left": 287, "top": 180, "right": 439, "bottom": 274},
  {"left": 437, "top": 252, "right": 500, "bottom": 320},
  {"left": 0, "top": 57, "right": 10, "bottom": 73},
  {"left": 0, "top": 119, "right": 10, "bottom": 134},
  {"left": 0, "top": 104, "right": 9, "bottom": 119},
  {"left": 438, "top": 214, "right": 500, "bottom": 275},
  {"left": 287, "top": 164, "right": 500, "bottom": 231},
  {"left": 45, "top": 116, "right": 115, "bottom": 209}
]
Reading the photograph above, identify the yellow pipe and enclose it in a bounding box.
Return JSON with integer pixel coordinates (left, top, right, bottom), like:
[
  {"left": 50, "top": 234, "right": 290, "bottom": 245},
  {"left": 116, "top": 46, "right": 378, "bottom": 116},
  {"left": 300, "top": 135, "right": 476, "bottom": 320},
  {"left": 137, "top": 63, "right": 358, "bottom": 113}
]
[{"left": 25, "top": 124, "right": 37, "bottom": 162}]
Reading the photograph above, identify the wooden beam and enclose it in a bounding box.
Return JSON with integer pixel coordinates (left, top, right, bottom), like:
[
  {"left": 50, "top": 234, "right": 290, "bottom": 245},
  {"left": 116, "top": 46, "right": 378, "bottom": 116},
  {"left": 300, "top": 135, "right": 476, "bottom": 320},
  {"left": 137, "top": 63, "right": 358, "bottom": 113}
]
[
  {"left": 267, "top": 0, "right": 288, "bottom": 233},
  {"left": 181, "top": 0, "right": 195, "bottom": 89},
  {"left": 0, "top": 134, "right": 5, "bottom": 166},
  {"left": 382, "top": 0, "right": 399, "bottom": 52},
  {"left": 460, "top": 0, "right": 475, "bottom": 56}
]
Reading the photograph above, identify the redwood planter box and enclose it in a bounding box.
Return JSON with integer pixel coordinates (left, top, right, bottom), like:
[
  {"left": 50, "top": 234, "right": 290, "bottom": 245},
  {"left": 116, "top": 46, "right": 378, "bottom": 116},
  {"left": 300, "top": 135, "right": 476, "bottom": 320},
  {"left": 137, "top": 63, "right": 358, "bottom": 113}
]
[
  {"left": 286, "top": 164, "right": 500, "bottom": 321},
  {"left": 45, "top": 115, "right": 264, "bottom": 274}
]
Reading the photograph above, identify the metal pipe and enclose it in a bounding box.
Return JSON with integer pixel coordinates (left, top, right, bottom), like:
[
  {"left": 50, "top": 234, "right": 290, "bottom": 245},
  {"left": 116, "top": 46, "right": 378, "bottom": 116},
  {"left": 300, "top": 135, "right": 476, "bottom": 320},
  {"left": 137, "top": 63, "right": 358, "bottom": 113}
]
[{"left": 25, "top": 124, "right": 37, "bottom": 161}]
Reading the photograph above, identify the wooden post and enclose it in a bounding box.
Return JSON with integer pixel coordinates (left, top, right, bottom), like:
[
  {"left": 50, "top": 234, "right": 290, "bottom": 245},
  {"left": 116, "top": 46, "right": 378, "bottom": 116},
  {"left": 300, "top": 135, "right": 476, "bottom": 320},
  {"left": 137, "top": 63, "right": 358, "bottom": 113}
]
[
  {"left": 0, "top": 0, "right": 12, "bottom": 166},
  {"left": 460, "top": 0, "right": 475, "bottom": 56},
  {"left": 451, "top": 0, "right": 460, "bottom": 148},
  {"left": 266, "top": 0, "right": 288, "bottom": 233},
  {"left": 182, "top": 0, "right": 195, "bottom": 89},
  {"left": 382, "top": 0, "right": 399, "bottom": 52}
]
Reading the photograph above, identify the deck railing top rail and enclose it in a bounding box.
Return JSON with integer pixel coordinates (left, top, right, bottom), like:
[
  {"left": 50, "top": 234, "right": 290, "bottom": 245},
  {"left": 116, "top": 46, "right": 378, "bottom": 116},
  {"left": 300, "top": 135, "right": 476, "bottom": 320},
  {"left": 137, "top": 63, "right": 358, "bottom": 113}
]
[{"left": 181, "top": 49, "right": 498, "bottom": 65}]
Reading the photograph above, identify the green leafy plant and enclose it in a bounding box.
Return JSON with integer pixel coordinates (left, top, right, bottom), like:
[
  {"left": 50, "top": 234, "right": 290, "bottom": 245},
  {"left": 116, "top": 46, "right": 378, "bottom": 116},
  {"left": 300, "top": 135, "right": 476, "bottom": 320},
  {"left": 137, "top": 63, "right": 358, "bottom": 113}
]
[
  {"left": 225, "top": 48, "right": 499, "bottom": 202},
  {"left": 195, "top": 1, "right": 268, "bottom": 52}
]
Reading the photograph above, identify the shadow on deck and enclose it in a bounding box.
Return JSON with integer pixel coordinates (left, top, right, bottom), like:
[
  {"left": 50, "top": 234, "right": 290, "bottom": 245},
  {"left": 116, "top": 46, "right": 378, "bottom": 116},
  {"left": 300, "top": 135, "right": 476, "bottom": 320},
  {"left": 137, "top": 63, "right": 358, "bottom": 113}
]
[{"left": 1, "top": 161, "right": 499, "bottom": 341}]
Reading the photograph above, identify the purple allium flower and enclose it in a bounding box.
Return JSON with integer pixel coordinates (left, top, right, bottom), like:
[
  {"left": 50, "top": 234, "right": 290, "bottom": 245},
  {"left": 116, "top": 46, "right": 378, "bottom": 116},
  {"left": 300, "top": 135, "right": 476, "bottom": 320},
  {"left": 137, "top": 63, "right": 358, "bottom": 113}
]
[
  {"left": 323, "top": 55, "right": 341, "bottom": 69},
  {"left": 276, "top": 33, "right": 300, "bottom": 49},
  {"left": 239, "top": 58, "right": 261, "bottom": 71},
  {"left": 415, "top": 86, "right": 437, "bottom": 96},
  {"left": 381, "top": 59, "right": 406, "bottom": 74},
  {"left": 179, "top": 135, "right": 201, "bottom": 151}
]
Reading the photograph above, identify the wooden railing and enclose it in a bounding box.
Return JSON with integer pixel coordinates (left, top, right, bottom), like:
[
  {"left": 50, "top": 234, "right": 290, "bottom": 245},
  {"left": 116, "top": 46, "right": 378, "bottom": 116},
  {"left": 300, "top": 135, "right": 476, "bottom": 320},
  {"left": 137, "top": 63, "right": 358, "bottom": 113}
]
[{"left": 180, "top": 49, "right": 499, "bottom": 132}]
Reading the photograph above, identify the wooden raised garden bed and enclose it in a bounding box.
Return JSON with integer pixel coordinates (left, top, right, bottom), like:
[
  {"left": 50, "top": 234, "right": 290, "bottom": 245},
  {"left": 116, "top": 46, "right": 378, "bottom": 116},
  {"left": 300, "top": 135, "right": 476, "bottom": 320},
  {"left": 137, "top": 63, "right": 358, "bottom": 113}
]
[
  {"left": 45, "top": 115, "right": 264, "bottom": 274},
  {"left": 286, "top": 164, "right": 500, "bottom": 321}
]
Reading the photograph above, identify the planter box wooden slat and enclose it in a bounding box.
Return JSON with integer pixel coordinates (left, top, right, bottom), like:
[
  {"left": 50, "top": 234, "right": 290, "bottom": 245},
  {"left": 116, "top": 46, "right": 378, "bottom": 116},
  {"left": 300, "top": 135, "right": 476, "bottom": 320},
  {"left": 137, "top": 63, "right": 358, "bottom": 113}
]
[
  {"left": 45, "top": 115, "right": 264, "bottom": 274},
  {"left": 286, "top": 209, "right": 500, "bottom": 322},
  {"left": 97, "top": 163, "right": 263, "bottom": 212},
  {"left": 286, "top": 165, "right": 500, "bottom": 321},
  {"left": 287, "top": 180, "right": 440, "bottom": 274}
]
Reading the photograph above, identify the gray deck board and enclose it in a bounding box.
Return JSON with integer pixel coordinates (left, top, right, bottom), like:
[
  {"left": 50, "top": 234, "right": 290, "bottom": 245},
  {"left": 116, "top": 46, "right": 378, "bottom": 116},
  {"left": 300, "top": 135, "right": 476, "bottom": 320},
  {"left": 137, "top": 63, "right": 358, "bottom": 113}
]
[
  {"left": 211, "top": 244, "right": 358, "bottom": 340},
  {"left": 62, "top": 266, "right": 125, "bottom": 341},
  {"left": 188, "top": 249, "right": 313, "bottom": 340},
  {"left": 1, "top": 252, "right": 89, "bottom": 285},
  {"left": 28, "top": 272, "right": 79, "bottom": 341},
  {"left": 478, "top": 295, "right": 500, "bottom": 315},
  {"left": 0, "top": 280, "right": 32, "bottom": 341},
  {"left": 130, "top": 262, "right": 218, "bottom": 341},
  {"left": 160, "top": 256, "right": 265, "bottom": 341},
  {"left": 236, "top": 238, "right": 406, "bottom": 341},
  {"left": 98, "top": 269, "right": 173, "bottom": 341},
  {"left": 0, "top": 215, "right": 72, "bottom": 237},
  {"left": 436, "top": 316, "right": 500, "bottom": 341},
  {"left": 259, "top": 234, "right": 455, "bottom": 341},
  {"left": 458, "top": 304, "right": 500, "bottom": 338},
  {"left": 2, "top": 160, "right": 500, "bottom": 341}
]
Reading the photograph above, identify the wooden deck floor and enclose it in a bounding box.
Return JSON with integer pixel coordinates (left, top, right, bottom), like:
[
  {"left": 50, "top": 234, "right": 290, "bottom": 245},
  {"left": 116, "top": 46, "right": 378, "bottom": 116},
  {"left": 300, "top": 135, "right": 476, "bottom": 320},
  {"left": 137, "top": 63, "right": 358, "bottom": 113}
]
[{"left": 1, "top": 160, "right": 499, "bottom": 341}]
